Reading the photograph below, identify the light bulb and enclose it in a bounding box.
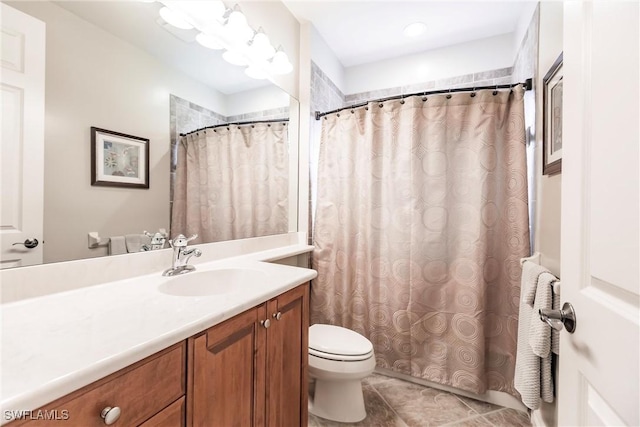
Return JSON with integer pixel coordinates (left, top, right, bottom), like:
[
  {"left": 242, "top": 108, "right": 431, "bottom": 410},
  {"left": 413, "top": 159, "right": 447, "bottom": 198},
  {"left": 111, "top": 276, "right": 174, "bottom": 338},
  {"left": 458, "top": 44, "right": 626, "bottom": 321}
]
[
  {"left": 403, "top": 22, "right": 427, "bottom": 38},
  {"left": 196, "top": 33, "right": 224, "bottom": 50},
  {"left": 245, "top": 66, "right": 268, "bottom": 80},
  {"left": 159, "top": 6, "right": 193, "bottom": 30},
  {"left": 270, "top": 50, "right": 292, "bottom": 75},
  {"left": 226, "top": 10, "right": 253, "bottom": 43},
  {"left": 223, "top": 50, "right": 248, "bottom": 66},
  {"left": 249, "top": 30, "right": 276, "bottom": 60}
]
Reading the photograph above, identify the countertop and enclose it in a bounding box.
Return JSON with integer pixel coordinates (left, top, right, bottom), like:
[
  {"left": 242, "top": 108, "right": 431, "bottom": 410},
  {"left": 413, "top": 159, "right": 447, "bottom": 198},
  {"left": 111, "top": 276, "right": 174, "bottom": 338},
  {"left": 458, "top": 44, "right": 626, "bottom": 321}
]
[{"left": 0, "top": 247, "right": 317, "bottom": 423}]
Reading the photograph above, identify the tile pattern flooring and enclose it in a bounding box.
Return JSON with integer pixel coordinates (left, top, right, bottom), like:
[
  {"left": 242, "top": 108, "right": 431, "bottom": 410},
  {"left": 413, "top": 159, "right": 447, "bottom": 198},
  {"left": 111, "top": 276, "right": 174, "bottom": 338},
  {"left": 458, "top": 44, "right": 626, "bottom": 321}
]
[{"left": 309, "top": 374, "right": 532, "bottom": 427}]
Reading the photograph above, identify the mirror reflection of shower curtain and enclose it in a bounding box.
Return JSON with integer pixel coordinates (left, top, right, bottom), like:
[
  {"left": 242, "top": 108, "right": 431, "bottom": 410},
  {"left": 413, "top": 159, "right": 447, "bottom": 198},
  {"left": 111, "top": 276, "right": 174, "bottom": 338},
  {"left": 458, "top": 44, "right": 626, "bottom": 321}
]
[
  {"left": 172, "top": 122, "right": 289, "bottom": 243},
  {"left": 311, "top": 87, "right": 530, "bottom": 397}
]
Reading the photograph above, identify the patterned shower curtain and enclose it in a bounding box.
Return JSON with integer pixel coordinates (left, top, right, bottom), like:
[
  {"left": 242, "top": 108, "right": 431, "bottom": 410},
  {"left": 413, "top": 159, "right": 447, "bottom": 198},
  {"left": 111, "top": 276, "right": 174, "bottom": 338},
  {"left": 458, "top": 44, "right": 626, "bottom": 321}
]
[
  {"left": 311, "top": 87, "right": 530, "bottom": 396},
  {"left": 172, "top": 121, "right": 289, "bottom": 243}
]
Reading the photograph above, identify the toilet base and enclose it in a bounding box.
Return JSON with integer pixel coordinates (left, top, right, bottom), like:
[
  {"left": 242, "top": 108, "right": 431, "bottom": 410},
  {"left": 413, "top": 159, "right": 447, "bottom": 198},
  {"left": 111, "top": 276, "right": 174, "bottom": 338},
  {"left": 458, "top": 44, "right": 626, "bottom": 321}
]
[{"left": 309, "top": 378, "right": 366, "bottom": 423}]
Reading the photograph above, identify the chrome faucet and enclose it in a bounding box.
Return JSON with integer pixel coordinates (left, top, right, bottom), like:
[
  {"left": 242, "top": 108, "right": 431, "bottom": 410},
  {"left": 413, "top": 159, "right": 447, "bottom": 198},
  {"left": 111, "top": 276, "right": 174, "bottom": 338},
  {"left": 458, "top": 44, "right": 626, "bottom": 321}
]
[{"left": 162, "top": 234, "right": 202, "bottom": 276}]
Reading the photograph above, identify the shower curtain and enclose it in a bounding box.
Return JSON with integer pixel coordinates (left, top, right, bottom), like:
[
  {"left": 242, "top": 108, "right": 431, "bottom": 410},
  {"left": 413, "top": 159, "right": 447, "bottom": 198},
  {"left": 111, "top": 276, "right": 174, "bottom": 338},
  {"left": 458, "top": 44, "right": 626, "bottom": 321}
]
[
  {"left": 311, "top": 87, "right": 530, "bottom": 396},
  {"left": 172, "top": 121, "right": 289, "bottom": 243}
]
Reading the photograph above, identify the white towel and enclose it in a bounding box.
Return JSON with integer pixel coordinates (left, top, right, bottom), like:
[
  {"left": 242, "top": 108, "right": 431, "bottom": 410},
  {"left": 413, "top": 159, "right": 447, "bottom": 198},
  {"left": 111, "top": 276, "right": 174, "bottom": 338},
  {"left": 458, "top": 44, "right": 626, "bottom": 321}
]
[
  {"left": 514, "top": 261, "right": 556, "bottom": 410},
  {"left": 551, "top": 287, "right": 560, "bottom": 355},
  {"left": 109, "top": 236, "right": 127, "bottom": 255},
  {"left": 125, "top": 234, "right": 151, "bottom": 253}
]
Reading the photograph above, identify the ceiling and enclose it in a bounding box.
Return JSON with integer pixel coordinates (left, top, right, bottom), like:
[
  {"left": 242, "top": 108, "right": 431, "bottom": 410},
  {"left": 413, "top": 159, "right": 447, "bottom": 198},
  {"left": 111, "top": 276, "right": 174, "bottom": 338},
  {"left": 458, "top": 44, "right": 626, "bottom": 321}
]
[{"left": 283, "top": 1, "right": 537, "bottom": 67}]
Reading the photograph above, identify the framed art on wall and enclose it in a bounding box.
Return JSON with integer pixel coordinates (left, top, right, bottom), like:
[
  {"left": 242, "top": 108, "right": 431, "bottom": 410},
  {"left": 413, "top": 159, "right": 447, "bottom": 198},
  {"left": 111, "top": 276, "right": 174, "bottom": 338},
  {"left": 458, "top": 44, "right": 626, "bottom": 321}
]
[
  {"left": 543, "top": 52, "right": 563, "bottom": 175},
  {"left": 91, "top": 127, "right": 150, "bottom": 188}
]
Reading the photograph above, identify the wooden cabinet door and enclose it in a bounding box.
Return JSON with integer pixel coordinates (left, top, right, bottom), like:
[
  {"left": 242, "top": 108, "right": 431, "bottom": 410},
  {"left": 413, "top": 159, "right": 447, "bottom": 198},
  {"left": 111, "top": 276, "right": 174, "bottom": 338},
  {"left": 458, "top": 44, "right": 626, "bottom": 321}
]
[
  {"left": 265, "top": 285, "right": 309, "bottom": 427},
  {"left": 189, "top": 306, "right": 266, "bottom": 427}
]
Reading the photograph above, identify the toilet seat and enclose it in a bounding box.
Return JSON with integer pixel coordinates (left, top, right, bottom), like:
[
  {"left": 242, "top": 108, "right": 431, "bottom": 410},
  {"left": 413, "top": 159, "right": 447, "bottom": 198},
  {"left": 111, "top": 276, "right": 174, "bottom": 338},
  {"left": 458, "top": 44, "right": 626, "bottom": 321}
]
[{"left": 309, "top": 324, "right": 373, "bottom": 362}]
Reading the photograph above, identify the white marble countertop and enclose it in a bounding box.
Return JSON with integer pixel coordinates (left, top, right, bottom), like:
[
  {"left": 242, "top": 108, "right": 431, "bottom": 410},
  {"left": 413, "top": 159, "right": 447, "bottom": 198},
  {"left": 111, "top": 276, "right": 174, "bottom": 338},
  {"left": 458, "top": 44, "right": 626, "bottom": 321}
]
[{"left": 0, "top": 249, "right": 317, "bottom": 423}]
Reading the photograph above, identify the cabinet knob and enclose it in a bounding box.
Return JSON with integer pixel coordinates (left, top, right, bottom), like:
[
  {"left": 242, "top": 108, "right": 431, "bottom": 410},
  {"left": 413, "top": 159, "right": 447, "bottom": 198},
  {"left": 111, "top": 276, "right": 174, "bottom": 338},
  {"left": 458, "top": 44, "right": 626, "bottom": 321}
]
[
  {"left": 273, "top": 311, "right": 282, "bottom": 320},
  {"left": 100, "top": 406, "right": 121, "bottom": 425},
  {"left": 261, "top": 319, "right": 271, "bottom": 329}
]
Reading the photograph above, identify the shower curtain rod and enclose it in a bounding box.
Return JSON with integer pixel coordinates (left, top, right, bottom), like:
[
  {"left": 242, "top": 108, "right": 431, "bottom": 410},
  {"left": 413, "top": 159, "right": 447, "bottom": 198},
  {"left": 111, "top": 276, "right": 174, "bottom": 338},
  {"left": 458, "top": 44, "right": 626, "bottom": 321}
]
[
  {"left": 180, "top": 118, "right": 289, "bottom": 137},
  {"left": 314, "top": 78, "right": 533, "bottom": 120}
]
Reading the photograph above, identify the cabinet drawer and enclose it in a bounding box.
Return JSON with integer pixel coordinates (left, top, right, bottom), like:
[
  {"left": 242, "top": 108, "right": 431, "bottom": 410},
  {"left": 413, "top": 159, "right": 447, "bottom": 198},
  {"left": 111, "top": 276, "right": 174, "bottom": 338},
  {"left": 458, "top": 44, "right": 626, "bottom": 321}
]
[
  {"left": 139, "top": 397, "right": 185, "bottom": 427},
  {"left": 11, "top": 342, "right": 186, "bottom": 426}
]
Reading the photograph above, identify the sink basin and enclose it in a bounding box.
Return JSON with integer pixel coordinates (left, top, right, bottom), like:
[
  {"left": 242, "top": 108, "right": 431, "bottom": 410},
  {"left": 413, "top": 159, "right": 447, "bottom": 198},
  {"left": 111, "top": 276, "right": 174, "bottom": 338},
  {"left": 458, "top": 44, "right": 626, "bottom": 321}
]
[{"left": 158, "top": 268, "right": 267, "bottom": 296}]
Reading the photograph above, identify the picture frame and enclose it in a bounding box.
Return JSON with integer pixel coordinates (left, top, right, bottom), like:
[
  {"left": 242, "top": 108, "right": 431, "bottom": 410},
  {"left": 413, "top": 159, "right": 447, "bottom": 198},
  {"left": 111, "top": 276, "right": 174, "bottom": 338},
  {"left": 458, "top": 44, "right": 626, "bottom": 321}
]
[
  {"left": 91, "top": 127, "right": 149, "bottom": 188},
  {"left": 542, "top": 52, "right": 563, "bottom": 175}
]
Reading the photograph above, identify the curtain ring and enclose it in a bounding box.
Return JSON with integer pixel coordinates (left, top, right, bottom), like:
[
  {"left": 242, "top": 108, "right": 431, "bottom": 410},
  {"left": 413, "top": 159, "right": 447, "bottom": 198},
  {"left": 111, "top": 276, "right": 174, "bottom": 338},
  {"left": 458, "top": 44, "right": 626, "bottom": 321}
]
[
  {"left": 446, "top": 89, "right": 452, "bottom": 99},
  {"left": 365, "top": 106, "right": 369, "bottom": 111},
  {"left": 422, "top": 92, "right": 427, "bottom": 101},
  {"left": 470, "top": 88, "right": 476, "bottom": 98},
  {"left": 379, "top": 103, "right": 384, "bottom": 108},
  {"left": 493, "top": 85, "right": 498, "bottom": 96},
  {"left": 337, "top": 113, "right": 340, "bottom": 117},
  {"left": 400, "top": 97, "right": 405, "bottom": 105}
]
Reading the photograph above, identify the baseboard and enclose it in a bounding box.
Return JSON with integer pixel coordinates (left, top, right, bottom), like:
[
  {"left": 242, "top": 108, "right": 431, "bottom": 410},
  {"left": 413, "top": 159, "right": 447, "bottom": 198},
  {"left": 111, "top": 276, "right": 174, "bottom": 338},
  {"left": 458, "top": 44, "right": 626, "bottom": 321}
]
[{"left": 374, "top": 367, "right": 529, "bottom": 412}]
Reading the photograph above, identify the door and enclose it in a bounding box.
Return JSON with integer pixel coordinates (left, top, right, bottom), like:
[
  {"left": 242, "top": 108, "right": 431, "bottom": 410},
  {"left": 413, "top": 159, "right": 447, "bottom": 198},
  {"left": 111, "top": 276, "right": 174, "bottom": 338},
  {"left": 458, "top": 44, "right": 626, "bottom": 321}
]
[
  {"left": 265, "top": 285, "right": 309, "bottom": 427},
  {"left": 559, "top": 2, "right": 639, "bottom": 426},
  {"left": 190, "top": 306, "right": 266, "bottom": 427},
  {"left": 0, "top": 3, "right": 45, "bottom": 268}
]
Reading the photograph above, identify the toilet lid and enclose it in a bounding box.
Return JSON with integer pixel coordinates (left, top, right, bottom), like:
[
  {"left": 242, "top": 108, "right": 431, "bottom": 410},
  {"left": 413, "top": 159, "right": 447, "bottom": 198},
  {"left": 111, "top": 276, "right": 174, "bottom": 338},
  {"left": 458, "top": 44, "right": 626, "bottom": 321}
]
[{"left": 309, "top": 324, "right": 373, "bottom": 357}]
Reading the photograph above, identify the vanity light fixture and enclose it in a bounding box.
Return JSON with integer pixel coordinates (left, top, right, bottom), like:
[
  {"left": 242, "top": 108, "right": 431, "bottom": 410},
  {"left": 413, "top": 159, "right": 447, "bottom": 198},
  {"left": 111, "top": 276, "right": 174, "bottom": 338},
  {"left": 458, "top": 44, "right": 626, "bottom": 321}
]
[
  {"left": 156, "top": 1, "right": 293, "bottom": 78},
  {"left": 403, "top": 22, "right": 427, "bottom": 38},
  {"left": 222, "top": 50, "right": 249, "bottom": 66},
  {"left": 249, "top": 28, "right": 276, "bottom": 61},
  {"left": 158, "top": 6, "right": 193, "bottom": 30},
  {"left": 196, "top": 33, "right": 224, "bottom": 50},
  {"left": 269, "top": 48, "right": 293, "bottom": 75},
  {"left": 225, "top": 7, "right": 254, "bottom": 43}
]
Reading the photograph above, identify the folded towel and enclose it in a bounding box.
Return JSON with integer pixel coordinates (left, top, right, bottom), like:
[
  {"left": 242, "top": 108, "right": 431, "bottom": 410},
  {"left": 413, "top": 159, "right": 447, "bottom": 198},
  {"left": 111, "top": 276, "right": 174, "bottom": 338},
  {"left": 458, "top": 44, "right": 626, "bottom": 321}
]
[
  {"left": 514, "top": 260, "right": 556, "bottom": 410},
  {"left": 125, "top": 234, "right": 152, "bottom": 253},
  {"left": 109, "top": 236, "right": 127, "bottom": 255}
]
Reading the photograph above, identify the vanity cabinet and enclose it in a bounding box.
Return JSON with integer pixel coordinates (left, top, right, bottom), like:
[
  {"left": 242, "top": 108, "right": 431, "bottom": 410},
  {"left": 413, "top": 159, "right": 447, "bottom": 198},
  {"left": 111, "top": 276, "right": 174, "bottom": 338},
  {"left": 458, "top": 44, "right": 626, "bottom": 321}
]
[
  {"left": 10, "top": 342, "right": 186, "bottom": 427},
  {"left": 187, "top": 284, "right": 309, "bottom": 427},
  {"left": 6, "top": 284, "right": 309, "bottom": 427}
]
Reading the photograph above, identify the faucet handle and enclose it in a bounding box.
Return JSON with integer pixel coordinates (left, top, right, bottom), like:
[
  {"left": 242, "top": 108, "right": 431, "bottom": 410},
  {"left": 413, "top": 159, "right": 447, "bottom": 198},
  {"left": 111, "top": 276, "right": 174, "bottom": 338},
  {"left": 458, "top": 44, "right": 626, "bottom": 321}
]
[{"left": 169, "top": 234, "right": 198, "bottom": 248}]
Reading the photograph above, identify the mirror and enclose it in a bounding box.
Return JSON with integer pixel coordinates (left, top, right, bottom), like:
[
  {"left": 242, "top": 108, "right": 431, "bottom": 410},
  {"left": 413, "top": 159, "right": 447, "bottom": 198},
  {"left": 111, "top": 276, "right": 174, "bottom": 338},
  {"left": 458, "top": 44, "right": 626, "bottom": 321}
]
[{"left": 3, "top": 1, "right": 298, "bottom": 267}]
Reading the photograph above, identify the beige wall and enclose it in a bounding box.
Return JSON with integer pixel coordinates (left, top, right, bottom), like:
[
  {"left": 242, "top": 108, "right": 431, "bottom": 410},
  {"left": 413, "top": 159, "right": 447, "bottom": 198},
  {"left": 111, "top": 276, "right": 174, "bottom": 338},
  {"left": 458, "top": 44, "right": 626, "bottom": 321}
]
[
  {"left": 8, "top": 1, "right": 228, "bottom": 263},
  {"left": 536, "top": 2, "right": 563, "bottom": 277}
]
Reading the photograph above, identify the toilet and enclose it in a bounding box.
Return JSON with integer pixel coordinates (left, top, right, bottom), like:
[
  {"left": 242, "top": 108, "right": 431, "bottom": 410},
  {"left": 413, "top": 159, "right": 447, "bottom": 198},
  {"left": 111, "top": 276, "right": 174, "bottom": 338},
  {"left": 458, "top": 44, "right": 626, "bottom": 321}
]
[{"left": 308, "top": 324, "right": 376, "bottom": 423}]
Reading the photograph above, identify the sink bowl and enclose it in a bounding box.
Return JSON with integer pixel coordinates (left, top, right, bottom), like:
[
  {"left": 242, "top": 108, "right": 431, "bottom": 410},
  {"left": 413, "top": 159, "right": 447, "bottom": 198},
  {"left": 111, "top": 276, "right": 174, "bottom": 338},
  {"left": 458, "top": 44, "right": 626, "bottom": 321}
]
[{"left": 158, "top": 268, "right": 266, "bottom": 297}]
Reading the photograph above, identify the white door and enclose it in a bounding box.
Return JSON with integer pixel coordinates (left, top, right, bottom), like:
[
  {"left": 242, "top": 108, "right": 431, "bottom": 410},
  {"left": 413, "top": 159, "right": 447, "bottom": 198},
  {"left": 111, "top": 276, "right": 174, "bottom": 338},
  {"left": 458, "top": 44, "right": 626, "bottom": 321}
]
[
  {"left": 0, "top": 3, "right": 45, "bottom": 269},
  {"left": 559, "top": 1, "right": 639, "bottom": 426}
]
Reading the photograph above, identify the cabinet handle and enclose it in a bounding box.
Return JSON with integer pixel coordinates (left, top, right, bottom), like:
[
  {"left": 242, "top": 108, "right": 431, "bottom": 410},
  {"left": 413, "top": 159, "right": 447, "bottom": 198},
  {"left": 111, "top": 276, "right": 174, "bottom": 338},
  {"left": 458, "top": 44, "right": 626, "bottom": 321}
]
[
  {"left": 273, "top": 311, "right": 282, "bottom": 320},
  {"left": 260, "top": 319, "right": 271, "bottom": 328},
  {"left": 100, "top": 406, "right": 121, "bottom": 425}
]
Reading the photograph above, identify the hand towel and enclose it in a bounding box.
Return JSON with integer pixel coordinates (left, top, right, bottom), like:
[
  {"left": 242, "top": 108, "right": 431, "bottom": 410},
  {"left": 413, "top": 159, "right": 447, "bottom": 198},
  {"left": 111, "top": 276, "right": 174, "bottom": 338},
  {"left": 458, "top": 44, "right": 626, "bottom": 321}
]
[
  {"left": 529, "top": 271, "right": 556, "bottom": 404},
  {"left": 551, "top": 286, "right": 560, "bottom": 355},
  {"left": 109, "top": 236, "right": 127, "bottom": 255},
  {"left": 514, "top": 260, "right": 556, "bottom": 410},
  {"left": 125, "top": 234, "right": 152, "bottom": 253}
]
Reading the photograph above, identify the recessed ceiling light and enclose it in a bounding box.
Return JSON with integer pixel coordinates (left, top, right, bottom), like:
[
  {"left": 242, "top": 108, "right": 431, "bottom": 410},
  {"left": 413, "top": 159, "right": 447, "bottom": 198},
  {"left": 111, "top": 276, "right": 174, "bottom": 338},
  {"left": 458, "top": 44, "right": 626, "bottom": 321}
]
[{"left": 403, "top": 22, "right": 427, "bottom": 38}]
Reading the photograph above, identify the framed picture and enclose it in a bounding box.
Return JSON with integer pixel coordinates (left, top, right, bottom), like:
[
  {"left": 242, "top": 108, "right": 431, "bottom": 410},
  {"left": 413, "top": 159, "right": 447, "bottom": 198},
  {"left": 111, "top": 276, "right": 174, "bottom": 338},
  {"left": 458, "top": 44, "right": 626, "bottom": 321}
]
[
  {"left": 543, "top": 53, "right": 563, "bottom": 175},
  {"left": 91, "top": 127, "right": 149, "bottom": 188}
]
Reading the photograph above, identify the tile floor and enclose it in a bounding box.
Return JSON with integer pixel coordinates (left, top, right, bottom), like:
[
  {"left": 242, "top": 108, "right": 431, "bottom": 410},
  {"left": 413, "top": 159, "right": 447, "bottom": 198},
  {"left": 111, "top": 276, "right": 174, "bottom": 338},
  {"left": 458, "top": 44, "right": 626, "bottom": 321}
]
[{"left": 308, "top": 373, "right": 532, "bottom": 427}]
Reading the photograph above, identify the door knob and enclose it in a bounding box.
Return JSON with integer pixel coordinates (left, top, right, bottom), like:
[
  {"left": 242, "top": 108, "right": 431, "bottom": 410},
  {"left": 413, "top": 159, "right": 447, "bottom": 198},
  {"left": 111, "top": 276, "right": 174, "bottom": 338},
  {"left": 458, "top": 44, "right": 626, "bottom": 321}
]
[
  {"left": 260, "top": 319, "right": 271, "bottom": 329},
  {"left": 539, "top": 302, "right": 577, "bottom": 333},
  {"left": 12, "top": 238, "right": 39, "bottom": 249},
  {"left": 273, "top": 311, "right": 282, "bottom": 320}
]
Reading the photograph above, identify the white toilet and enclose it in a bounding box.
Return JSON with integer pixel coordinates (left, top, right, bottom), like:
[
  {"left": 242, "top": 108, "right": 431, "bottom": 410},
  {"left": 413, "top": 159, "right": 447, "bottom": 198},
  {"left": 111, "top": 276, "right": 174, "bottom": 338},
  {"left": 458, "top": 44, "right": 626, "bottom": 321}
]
[{"left": 308, "top": 324, "right": 376, "bottom": 423}]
